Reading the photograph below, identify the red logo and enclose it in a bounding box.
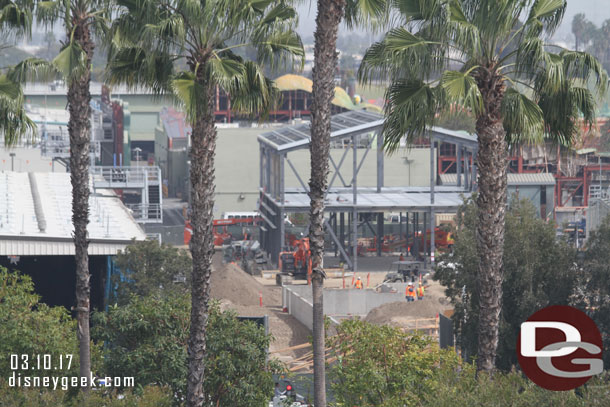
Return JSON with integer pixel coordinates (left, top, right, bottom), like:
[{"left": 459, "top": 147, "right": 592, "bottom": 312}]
[{"left": 517, "top": 305, "right": 603, "bottom": 391}]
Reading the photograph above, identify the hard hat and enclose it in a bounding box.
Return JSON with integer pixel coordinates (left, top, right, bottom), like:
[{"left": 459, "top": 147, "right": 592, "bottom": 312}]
[
  {"left": 408, "top": 282, "right": 413, "bottom": 286},
  {"left": 357, "top": 277, "right": 361, "bottom": 280}
]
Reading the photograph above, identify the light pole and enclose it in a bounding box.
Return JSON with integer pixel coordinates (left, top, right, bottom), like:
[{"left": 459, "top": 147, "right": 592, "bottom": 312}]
[
  {"left": 133, "top": 147, "right": 142, "bottom": 167},
  {"left": 9, "top": 153, "right": 15, "bottom": 171}
]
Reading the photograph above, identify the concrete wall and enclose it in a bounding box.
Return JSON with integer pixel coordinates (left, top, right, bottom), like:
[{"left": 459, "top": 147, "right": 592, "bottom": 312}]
[{"left": 282, "top": 284, "right": 410, "bottom": 330}]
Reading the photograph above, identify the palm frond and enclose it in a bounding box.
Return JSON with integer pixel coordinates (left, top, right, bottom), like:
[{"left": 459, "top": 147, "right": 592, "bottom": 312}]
[
  {"left": 501, "top": 87, "right": 544, "bottom": 144},
  {"left": 440, "top": 69, "right": 483, "bottom": 115},
  {"left": 229, "top": 61, "right": 277, "bottom": 118},
  {"left": 52, "top": 41, "right": 87, "bottom": 82},
  {"left": 171, "top": 71, "right": 206, "bottom": 122},
  {"left": 8, "top": 58, "right": 57, "bottom": 83},
  {"left": 344, "top": 0, "right": 389, "bottom": 30},
  {"left": 382, "top": 79, "right": 442, "bottom": 152}
]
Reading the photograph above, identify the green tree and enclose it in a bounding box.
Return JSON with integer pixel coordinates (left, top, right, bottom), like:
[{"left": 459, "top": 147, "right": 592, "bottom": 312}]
[
  {"left": 576, "top": 217, "right": 610, "bottom": 368},
  {"left": 328, "top": 318, "right": 461, "bottom": 407},
  {"left": 0, "top": 0, "right": 35, "bottom": 145},
  {"left": 360, "top": 0, "right": 607, "bottom": 373},
  {"left": 105, "top": 3, "right": 302, "bottom": 406},
  {"left": 426, "top": 367, "right": 609, "bottom": 407},
  {"left": 92, "top": 296, "right": 278, "bottom": 406},
  {"left": 572, "top": 13, "right": 588, "bottom": 52},
  {"left": 112, "top": 240, "right": 192, "bottom": 305},
  {"left": 435, "top": 197, "right": 576, "bottom": 370},
  {"left": 0, "top": 268, "right": 102, "bottom": 382}
]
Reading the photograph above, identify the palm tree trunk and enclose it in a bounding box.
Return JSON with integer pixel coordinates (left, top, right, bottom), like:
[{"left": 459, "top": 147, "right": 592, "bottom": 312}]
[
  {"left": 186, "top": 77, "right": 217, "bottom": 407},
  {"left": 309, "top": 1, "right": 345, "bottom": 406},
  {"left": 68, "top": 23, "right": 94, "bottom": 391},
  {"left": 474, "top": 70, "right": 507, "bottom": 373}
]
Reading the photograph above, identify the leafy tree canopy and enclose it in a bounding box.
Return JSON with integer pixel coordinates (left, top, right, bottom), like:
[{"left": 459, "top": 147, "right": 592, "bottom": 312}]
[
  {"left": 435, "top": 197, "right": 577, "bottom": 370},
  {"left": 92, "top": 295, "right": 279, "bottom": 406},
  {"left": 111, "top": 239, "right": 192, "bottom": 305},
  {"left": 328, "top": 318, "right": 461, "bottom": 407},
  {"left": 0, "top": 268, "right": 101, "bottom": 379}
]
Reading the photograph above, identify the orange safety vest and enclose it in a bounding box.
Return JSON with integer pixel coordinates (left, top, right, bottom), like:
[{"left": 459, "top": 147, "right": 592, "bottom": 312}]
[
  {"left": 355, "top": 280, "right": 363, "bottom": 289},
  {"left": 406, "top": 286, "right": 416, "bottom": 298},
  {"left": 417, "top": 286, "right": 425, "bottom": 298}
]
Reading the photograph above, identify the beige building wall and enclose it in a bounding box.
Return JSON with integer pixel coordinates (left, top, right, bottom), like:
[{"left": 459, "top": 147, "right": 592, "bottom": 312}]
[{"left": 214, "top": 127, "right": 433, "bottom": 215}]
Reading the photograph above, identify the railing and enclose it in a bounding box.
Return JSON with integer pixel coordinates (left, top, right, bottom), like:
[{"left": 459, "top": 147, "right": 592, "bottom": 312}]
[
  {"left": 125, "top": 203, "right": 162, "bottom": 223},
  {"left": 90, "top": 166, "right": 161, "bottom": 186}
]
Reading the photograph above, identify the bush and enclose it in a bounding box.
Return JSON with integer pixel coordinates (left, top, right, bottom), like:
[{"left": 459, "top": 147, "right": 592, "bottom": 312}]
[
  {"left": 0, "top": 384, "right": 172, "bottom": 407},
  {"left": 92, "top": 295, "right": 279, "bottom": 406},
  {"left": 328, "top": 319, "right": 461, "bottom": 407},
  {"left": 111, "top": 240, "right": 192, "bottom": 305},
  {"left": 0, "top": 268, "right": 101, "bottom": 380}
]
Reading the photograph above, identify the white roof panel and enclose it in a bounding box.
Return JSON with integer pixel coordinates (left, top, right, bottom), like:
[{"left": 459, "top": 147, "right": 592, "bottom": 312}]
[{"left": 0, "top": 171, "right": 146, "bottom": 256}]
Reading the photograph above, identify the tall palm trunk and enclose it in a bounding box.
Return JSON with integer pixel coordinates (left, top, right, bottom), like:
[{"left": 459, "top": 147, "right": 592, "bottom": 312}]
[
  {"left": 67, "top": 21, "right": 94, "bottom": 390},
  {"left": 474, "top": 68, "right": 507, "bottom": 373},
  {"left": 309, "top": 1, "right": 345, "bottom": 406},
  {"left": 186, "top": 74, "right": 216, "bottom": 407}
]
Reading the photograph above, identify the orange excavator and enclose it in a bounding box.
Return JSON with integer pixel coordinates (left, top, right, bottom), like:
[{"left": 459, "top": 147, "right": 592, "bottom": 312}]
[
  {"left": 184, "top": 217, "right": 261, "bottom": 246},
  {"left": 277, "top": 237, "right": 312, "bottom": 285}
]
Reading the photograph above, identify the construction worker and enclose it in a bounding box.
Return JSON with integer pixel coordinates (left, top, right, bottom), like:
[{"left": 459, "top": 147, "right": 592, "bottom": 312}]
[
  {"left": 405, "top": 282, "right": 416, "bottom": 302},
  {"left": 354, "top": 277, "right": 363, "bottom": 290},
  {"left": 399, "top": 252, "right": 405, "bottom": 261},
  {"left": 417, "top": 283, "right": 425, "bottom": 300}
]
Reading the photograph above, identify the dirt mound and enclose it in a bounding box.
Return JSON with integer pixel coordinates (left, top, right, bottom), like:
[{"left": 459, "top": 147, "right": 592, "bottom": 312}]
[
  {"left": 210, "top": 262, "right": 267, "bottom": 306},
  {"left": 365, "top": 299, "right": 449, "bottom": 326}
]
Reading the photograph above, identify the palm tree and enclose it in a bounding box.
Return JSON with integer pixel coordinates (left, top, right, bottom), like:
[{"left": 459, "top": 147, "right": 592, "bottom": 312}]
[
  {"left": 360, "top": 0, "right": 607, "bottom": 373},
  {"left": 308, "top": 1, "right": 387, "bottom": 405},
  {"left": 9, "top": 0, "right": 109, "bottom": 390},
  {"left": 106, "top": 2, "right": 302, "bottom": 406},
  {"left": 572, "top": 13, "right": 588, "bottom": 52},
  {"left": 0, "top": 0, "right": 35, "bottom": 144}
]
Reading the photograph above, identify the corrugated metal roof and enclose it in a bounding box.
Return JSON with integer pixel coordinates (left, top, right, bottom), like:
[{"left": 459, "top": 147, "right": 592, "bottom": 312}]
[
  {"left": 258, "top": 110, "right": 384, "bottom": 152},
  {"left": 439, "top": 172, "right": 556, "bottom": 186},
  {"left": 0, "top": 172, "right": 146, "bottom": 256}
]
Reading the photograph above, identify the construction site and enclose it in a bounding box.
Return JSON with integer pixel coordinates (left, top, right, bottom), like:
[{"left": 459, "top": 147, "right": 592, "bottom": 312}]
[{"left": 5, "top": 76, "right": 610, "bottom": 403}]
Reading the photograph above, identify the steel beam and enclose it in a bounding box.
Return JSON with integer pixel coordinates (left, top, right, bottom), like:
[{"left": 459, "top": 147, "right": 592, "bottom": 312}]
[
  {"left": 286, "top": 156, "right": 309, "bottom": 193},
  {"left": 329, "top": 152, "right": 350, "bottom": 188},
  {"left": 324, "top": 219, "right": 353, "bottom": 269}
]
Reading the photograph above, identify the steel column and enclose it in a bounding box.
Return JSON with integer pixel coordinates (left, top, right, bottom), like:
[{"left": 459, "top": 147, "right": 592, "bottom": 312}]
[
  {"left": 430, "top": 208, "right": 435, "bottom": 264},
  {"left": 376, "top": 213, "right": 384, "bottom": 256},
  {"left": 430, "top": 137, "right": 435, "bottom": 204},
  {"left": 280, "top": 153, "right": 285, "bottom": 203},
  {"left": 377, "top": 130, "right": 384, "bottom": 193},
  {"left": 352, "top": 136, "right": 358, "bottom": 273},
  {"left": 456, "top": 144, "right": 462, "bottom": 187}
]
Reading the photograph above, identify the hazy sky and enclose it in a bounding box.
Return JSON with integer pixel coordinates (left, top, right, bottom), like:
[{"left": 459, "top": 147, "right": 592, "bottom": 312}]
[{"left": 296, "top": 0, "right": 610, "bottom": 40}]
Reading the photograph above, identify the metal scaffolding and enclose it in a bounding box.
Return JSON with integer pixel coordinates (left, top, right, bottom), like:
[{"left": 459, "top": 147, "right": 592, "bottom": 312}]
[{"left": 257, "top": 110, "right": 477, "bottom": 271}]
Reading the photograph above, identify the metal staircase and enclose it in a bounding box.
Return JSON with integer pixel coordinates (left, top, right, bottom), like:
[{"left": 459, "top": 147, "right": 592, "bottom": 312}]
[{"left": 91, "top": 166, "right": 163, "bottom": 223}]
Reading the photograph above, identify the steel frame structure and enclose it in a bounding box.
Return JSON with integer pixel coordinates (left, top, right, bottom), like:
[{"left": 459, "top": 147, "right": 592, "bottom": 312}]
[{"left": 257, "top": 111, "right": 477, "bottom": 272}]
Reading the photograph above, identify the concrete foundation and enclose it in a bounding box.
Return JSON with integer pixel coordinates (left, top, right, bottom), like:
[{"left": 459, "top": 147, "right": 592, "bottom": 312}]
[{"left": 282, "top": 283, "right": 412, "bottom": 329}]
